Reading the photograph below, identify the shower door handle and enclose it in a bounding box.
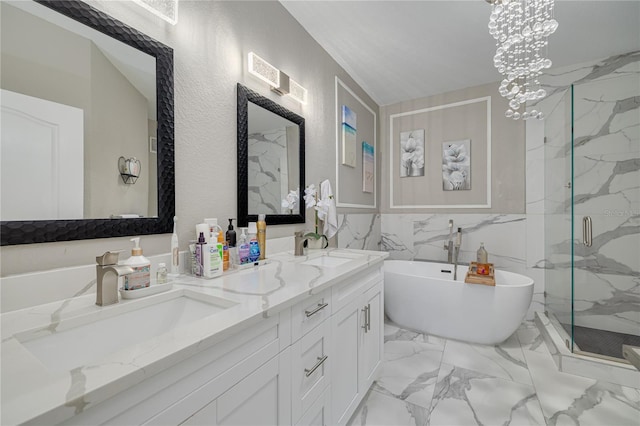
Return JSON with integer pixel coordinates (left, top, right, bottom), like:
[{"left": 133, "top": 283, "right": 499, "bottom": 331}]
[{"left": 582, "top": 216, "right": 593, "bottom": 247}]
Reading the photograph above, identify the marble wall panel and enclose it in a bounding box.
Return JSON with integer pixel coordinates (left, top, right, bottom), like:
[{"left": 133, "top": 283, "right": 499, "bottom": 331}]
[{"left": 337, "top": 213, "right": 381, "bottom": 252}]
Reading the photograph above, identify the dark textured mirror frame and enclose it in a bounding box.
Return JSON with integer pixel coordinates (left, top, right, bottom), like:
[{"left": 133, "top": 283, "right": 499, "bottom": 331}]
[
  {"left": 0, "top": 0, "right": 175, "bottom": 246},
  {"left": 237, "top": 83, "right": 305, "bottom": 228}
]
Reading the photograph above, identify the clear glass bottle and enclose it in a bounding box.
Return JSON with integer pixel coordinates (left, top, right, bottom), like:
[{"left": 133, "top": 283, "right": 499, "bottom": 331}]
[
  {"left": 157, "top": 262, "right": 168, "bottom": 284},
  {"left": 477, "top": 243, "right": 488, "bottom": 264}
]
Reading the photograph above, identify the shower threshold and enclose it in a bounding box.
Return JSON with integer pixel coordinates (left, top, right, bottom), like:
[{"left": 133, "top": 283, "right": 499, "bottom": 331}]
[
  {"left": 560, "top": 323, "right": 640, "bottom": 361},
  {"left": 535, "top": 312, "right": 640, "bottom": 388}
]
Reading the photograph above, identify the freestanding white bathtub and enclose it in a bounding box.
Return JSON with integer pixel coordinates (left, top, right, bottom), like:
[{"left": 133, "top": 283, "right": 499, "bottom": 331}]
[{"left": 384, "top": 260, "right": 533, "bottom": 345}]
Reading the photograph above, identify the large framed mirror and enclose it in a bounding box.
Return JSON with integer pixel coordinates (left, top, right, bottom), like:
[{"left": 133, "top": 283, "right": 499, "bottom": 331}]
[
  {"left": 237, "top": 83, "right": 305, "bottom": 227},
  {"left": 0, "top": 0, "right": 174, "bottom": 245}
]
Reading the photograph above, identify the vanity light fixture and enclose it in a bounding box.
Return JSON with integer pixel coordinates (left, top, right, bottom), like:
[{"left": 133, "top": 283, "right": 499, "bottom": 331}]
[
  {"left": 486, "top": 0, "right": 558, "bottom": 120},
  {"left": 289, "top": 78, "right": 308, "bottom": 104},
  {"left": 247, "top": 52, "right": 307, "bottom": 104},
  {"left": 132, "top": 0, "right": 178, "bottom": 25}
]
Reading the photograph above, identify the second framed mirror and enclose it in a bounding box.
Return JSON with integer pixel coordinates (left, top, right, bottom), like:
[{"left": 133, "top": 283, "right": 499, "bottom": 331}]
[{"left": 237, "top": 83, "right": 305, "bottom": 227}]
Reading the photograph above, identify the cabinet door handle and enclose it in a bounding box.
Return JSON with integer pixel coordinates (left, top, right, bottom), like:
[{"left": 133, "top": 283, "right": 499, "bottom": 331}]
[
  {"left": 367, "top": 303, "right": 371, "bottom": 332},
  {"left": 361, "top": 305, "right": 369, "bottom": 332},
  {"left": 304, "top": 355, "right": 328, "bottom": 377},
  {"left": 305, "top": 302, "right": 329, "bottom": 318}
]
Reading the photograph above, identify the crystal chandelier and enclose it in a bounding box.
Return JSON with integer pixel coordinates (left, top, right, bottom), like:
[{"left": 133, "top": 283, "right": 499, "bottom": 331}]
[{"left": 487, "top": 0, "right": 558, "bottom": 120}]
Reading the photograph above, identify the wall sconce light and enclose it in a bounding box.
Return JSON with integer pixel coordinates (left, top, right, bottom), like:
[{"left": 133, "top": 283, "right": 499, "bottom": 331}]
[
  {"left": 248, "top": 52, "right": 308, "bottom": 104},
  {"left": 132, "top": 0, "right": 179, "bottom": 25},
  {"left": 118, "top": 156, "right": 141, "bottom": 184}
]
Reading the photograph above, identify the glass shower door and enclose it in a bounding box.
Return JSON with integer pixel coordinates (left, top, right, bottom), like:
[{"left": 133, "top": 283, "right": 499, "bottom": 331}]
[
  {"left": 543, "top": 88, "right": 573, "bottom": 350},
  {"left": 570, "top": 72, "right": 640, "bottom": 360}
]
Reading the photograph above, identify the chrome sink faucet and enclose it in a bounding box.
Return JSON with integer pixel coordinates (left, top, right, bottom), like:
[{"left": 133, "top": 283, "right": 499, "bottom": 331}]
[
  {"left": 453, "top": 228, "right": 462, "bottom": 280},
  {"left": 444, "top": 219, "right": 454, "bottom": 263},
  {"left": 96, "top": 251, "right": 133, "bottom": 306},
  {"left": 294, "top": 231, "right": 307, "bottom": 256}
]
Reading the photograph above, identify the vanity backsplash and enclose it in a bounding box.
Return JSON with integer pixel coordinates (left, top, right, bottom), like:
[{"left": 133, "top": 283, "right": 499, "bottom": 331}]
[{"left": 0, "top": 236, "right": 294, "bottom": 313}]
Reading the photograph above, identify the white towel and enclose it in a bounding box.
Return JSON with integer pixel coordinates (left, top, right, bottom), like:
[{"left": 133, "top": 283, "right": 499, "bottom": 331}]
[{"left": 319, "top": 179, "right": 338, "bottom": 239}]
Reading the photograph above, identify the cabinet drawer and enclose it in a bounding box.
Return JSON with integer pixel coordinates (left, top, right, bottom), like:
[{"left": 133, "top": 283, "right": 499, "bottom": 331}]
[
  {"left": 291, "top": 319, "right": 331, "bottom": 423},
  {"left": 331, "top": 268, "right": 381, "bottom": 314},
  {"left": 292, "top": 289, "right": 331, "bottom": 342},
  {"left": 296, "top": 386, "right": 331, "bottom": 426}
]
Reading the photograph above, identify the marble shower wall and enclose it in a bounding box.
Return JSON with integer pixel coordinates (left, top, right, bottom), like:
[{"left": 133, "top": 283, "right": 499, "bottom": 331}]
[{"left": 537, "top": 52, "right": 640, "bottom": 336}]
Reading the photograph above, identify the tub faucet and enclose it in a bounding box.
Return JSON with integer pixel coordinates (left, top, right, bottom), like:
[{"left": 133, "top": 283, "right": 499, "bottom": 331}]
[
  {"left": 294, "top": 231, "right": 307, "bottom": 256},
  {"left": 453, "top": 227, "right": 462, "bottom": 280},
  {"left": 444, "top": 219, "right": 454, "bottom": 263},
  {"left": 96, "top": 251, "right": 133, "bottom": 306}
]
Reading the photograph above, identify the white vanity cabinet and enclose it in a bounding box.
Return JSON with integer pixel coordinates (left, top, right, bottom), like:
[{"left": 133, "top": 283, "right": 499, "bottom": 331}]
[
  {"left": 61, "top": 315, "right": 290, "bottom": 426},
  {"left": 181, "top": 349, "right": 292, "bottom": 426},
  {"left": 51, "top": 260, "right": 384, "bottom": 426},
  {"left": 330, "top": 269, "right": 384, "bottom": 426}
]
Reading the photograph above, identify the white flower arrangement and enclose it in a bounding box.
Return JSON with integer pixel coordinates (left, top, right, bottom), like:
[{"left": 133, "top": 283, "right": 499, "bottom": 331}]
[{"left": 302, "top": 183, "right": 329, "bottom": 247}]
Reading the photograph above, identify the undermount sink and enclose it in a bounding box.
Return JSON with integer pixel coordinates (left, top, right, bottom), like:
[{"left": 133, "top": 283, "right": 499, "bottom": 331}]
[
  {"left": 301, "top": 256, "right": 353, "bottom": 268},
  {"left": 17, "top": 290, "right": 237, "bottom": 372}
]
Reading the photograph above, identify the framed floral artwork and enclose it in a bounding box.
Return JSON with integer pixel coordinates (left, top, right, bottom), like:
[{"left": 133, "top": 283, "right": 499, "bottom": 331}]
[{"left": 400, "top": 129, "right": 425, "bottom": 177}]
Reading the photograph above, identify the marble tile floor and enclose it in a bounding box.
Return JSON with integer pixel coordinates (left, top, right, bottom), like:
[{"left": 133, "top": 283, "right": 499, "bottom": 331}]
[{"left": 347, "top": 321, "right": 640, "bottom": 426}]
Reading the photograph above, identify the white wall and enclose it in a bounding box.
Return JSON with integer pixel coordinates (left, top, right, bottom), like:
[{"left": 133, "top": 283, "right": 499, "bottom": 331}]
[{"left": 0, "top": 0, "right": 379, "bottom": 276}]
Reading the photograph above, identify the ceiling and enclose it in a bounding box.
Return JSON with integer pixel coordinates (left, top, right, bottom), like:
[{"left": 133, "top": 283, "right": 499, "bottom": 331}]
[{"left": 280, "top": 1, "right": 640, "bottom": 106}]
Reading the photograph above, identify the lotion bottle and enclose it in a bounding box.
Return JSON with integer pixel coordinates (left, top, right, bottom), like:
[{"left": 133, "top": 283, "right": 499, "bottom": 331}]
[
  {"left": 238, "top": 228, "right": 250, "bottom": 265},
  {"left": 257, "top": 214, "right": 266, "bottom": 260},
  {"left": 123, "top": 237, "right": 151, "bottom": 290},
  {"left": 203, "top": 233, "right": 223, "bottom": 278}
]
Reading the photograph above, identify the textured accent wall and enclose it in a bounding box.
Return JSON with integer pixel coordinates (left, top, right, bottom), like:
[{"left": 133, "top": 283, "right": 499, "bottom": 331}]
[{"left": 0, "top": 0, "right": 379, "bottom": 275}]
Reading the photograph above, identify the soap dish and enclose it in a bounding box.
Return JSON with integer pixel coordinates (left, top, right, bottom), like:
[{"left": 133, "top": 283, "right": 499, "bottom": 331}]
[{"left": 120, "top": 282, "right": 173, "bottom": 299}]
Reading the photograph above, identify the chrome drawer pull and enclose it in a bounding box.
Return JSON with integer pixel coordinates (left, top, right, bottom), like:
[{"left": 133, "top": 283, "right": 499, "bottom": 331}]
[
  {"left": 361, "top": 305, "right": 369, "bottom": 332},
  {"left": 367, "top": 303, "right": 371, "bottom": 332},
  {"left": 305, "top": 302, "right": 329, "bottom": 318},
  {"left": 304, "top": 355, "right": 328, "bottom": 377}
]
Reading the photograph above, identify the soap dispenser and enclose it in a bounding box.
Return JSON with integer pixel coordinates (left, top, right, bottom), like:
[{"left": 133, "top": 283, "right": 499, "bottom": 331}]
[{"left": 123, "top": 237, "right": 151, "bottom": 290}]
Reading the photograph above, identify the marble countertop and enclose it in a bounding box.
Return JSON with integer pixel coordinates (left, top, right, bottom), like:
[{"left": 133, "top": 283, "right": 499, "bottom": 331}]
[{"left": 1, "top": 248, "right": 387, "bottom": 426}]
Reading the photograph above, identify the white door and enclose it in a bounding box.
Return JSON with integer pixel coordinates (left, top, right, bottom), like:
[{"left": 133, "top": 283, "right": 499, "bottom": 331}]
[{"left": 1, "top": 89, "right": 83, "bottom": 220}]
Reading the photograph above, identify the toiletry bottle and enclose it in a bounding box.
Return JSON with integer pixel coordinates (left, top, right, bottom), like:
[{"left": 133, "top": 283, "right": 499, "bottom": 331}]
[
  {"left": 195, "top": 232, "right": 206, "bottom": 277},
  {"left": 216, "top": 230, "right": 229, "bottom": 271},
  {"left": 205, "top": 218, "right": 223, "bottom": 242},
  {"left": 169, "top": 216, "right": 179, "bottom": 276},
  {"left": 157, "top": 263, "right": 168, "bottom": 284},
  {"left": 196, "top": 223, "right": 209, "bottom": 243},
  {"left": 238, "top": 228, "right": 250, "bottom": 265},
  {"left": 477, "top": 242, "right": 488, "bottom": 264},
  {"left": 257, "top": 214, "right": 266, "bottom": 260},
  {"left": 247, "top": 222, "right": 260, "bottom": 262},
  {"left": 226, "top": 219, "right": 237, "bottom": 247},
  {"left": 189, "top": 240, "right": 197, "bottom": 275},
  {"left": 203, "top": 233, "right": 223, "bottom": 278},
  {"left": 123, "top": 237, "right": 151, "bottom": 290}
]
